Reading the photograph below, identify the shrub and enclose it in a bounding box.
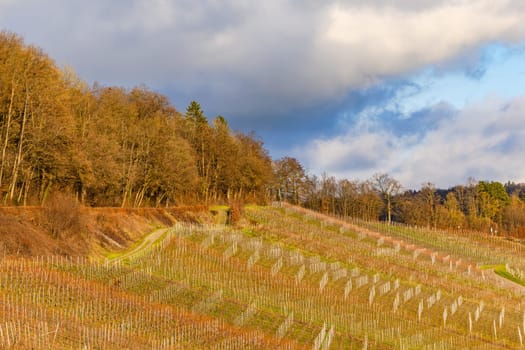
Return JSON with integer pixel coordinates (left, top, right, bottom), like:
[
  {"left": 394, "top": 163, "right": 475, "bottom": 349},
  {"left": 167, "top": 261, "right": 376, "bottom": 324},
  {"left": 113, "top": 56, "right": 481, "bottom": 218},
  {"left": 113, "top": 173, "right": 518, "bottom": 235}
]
[
  {"left": 228, "top": 199, "right": 244, "bottom": 224},
  {"left": 43, "top": 191, "right": 82, "bottom": 238}
]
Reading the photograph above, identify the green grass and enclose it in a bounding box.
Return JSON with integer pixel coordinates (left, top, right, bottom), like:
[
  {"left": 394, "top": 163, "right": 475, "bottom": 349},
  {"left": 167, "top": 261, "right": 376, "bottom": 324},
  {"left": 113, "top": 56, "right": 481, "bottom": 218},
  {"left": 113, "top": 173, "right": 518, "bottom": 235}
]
[
  {"left": 494, "top": 269, "right": 525, "bottom": 286},
  {"left": 240, "top": 227, "right": 257, "bottom": 237},
  {"left": 106, "top": 252, "right": 122, "bottom": 259},
  {"left": 209, "top": 205, "right": 230, "bottom": 224},
  {"left": 106, "top": 234, "right": 147, "bottom": 260},
  {"left": 481, "top": 264, "right": 525, "bottom": 287},
  {"left": 210, "top": 205, "right": 230, "bottom": 211}
]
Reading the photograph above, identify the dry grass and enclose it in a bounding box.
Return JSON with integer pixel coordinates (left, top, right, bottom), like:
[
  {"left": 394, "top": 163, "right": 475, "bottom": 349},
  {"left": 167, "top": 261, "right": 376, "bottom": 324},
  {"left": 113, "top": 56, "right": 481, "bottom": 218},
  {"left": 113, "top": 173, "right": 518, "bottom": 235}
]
[{"left": 0, "top": 205, "right": 209, "bottom": 256}]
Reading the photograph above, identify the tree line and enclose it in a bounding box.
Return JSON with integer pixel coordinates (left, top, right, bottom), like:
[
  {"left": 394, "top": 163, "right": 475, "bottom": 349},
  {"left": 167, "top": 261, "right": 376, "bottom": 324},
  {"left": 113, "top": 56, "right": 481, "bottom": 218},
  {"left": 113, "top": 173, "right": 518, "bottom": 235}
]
[
  {"left": 272, "top": 156, "right": 525, "bottom": 237},
  {"left": 3, "top": 31, "right": 525, "bottom": 237},
  {"left": 0, "top": 32, "right": 272, "bottom": 206}
]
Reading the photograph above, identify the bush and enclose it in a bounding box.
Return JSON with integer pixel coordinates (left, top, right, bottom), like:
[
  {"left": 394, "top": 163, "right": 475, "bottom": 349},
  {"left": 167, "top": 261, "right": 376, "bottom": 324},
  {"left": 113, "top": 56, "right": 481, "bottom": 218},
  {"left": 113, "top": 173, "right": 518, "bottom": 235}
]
[
  {"left": 228, "top": 199, "right": 244, "bottom": 225},
  {"left": 43, "top": 192, "right": 82, "bottom": 238}
]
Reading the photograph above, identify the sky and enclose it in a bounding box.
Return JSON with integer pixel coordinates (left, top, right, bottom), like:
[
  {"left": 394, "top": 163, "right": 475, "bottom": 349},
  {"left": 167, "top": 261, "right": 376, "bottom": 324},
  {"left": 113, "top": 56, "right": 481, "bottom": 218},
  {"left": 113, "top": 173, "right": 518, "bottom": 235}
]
[{"left": 2, "top": 0, "right": 525, "bottom": 189}]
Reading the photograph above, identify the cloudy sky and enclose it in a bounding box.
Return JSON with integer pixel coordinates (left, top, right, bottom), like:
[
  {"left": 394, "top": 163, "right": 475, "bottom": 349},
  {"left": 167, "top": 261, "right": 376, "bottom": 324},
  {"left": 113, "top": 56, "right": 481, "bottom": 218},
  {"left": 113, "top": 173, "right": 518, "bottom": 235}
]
[{"left": 2, "top": 0, "right": 525, "bottom": 189}]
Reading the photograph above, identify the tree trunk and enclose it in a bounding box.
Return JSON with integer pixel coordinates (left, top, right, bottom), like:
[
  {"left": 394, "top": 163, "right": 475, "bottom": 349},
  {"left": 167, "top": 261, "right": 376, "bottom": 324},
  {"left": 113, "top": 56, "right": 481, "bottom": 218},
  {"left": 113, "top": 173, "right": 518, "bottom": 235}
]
[
  {"left": 8, "top": 91, "right": 29, "bottom": 201},
  {"left": 0, "top": 80, "right": 17, "bottom": 188},
  {"left": 387, "top": 195, "right": 392, "bottom": 224},
  {"left": 121, "top": 144, "right": 136, "bottom": 207},
  {"left": 134, "top": 184, "right": 147, "bottom": 207}
]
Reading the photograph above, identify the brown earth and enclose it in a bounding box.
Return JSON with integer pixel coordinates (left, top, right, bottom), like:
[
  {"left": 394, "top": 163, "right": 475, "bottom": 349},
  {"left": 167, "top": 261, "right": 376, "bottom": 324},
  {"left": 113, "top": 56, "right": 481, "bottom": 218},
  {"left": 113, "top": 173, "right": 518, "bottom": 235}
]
[{"left": 0, "top": 205, "right": 210, "bottom": 257}]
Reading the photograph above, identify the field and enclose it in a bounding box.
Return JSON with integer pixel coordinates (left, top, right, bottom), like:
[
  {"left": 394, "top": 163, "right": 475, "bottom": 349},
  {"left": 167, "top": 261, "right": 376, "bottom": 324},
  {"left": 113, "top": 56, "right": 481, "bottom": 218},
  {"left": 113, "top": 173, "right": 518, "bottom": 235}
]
[{"left": 1, "top": 203, "right": 525, "bottom": 348}]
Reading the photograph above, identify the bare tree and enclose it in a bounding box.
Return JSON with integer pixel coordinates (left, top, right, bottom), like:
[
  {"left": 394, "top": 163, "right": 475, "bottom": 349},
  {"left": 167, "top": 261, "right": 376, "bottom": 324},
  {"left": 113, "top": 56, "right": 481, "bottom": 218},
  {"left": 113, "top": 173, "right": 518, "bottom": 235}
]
[
  {"left": 273, "top": 157, "right": 306, "bottom": 204},
  {"left": 419, "top": 182, "right": 440, "bottom": 229},
  {"left": 372, "top": 173, "right": 401, "bottom": 224}
]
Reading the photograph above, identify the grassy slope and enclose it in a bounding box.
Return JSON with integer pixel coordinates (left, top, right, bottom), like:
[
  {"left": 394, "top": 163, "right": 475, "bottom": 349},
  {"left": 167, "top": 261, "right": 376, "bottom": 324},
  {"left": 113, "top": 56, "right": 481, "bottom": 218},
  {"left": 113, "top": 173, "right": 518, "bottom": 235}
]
[
  {"left": 1, "top": 204, "right": 525, "bottom": 348},
  {"left": 480, "top": 264, "right": 525, "bottom": 287}
]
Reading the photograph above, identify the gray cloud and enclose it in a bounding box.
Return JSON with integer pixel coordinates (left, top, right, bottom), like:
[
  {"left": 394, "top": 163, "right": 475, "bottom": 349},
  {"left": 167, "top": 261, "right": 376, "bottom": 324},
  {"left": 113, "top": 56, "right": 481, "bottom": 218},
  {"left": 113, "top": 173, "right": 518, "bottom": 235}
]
[
  {"left": 2, "top": 0, "right": 525, "bottom": 121},
  {"left": 2, "top": 0, "right": 525, "bottom": 188}
]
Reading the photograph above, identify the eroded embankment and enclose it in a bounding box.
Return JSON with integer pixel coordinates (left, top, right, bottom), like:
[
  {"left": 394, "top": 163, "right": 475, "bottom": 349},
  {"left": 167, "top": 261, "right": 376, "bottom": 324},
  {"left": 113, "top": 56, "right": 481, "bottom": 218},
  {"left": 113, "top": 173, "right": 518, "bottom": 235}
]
[{"left": 0, "top": 205, "right": 209, "bottom": 256}]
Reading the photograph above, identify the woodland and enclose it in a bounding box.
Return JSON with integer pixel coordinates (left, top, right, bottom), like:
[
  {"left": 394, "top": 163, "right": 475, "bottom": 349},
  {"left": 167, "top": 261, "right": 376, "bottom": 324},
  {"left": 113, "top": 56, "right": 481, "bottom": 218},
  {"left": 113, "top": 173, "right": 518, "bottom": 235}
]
[
  {"left": 2, "top": 31, "right": 525, "bottom": 236},
  {"left": 0, "top": 32, "right": 272, "bottom": 207}
]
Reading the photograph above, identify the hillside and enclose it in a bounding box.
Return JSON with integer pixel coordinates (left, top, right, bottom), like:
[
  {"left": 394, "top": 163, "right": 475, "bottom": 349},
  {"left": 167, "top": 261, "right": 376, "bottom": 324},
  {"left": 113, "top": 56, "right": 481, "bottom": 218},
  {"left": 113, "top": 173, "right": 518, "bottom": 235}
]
[
  {"left": 1, "top": 204, "right": 525, "bottom": 348},
  {"left": 3, "top": 31, "right": 525, "bottom": 238},
  {"left": 0, "top": 204, "right": 208, "bottom": 256}
]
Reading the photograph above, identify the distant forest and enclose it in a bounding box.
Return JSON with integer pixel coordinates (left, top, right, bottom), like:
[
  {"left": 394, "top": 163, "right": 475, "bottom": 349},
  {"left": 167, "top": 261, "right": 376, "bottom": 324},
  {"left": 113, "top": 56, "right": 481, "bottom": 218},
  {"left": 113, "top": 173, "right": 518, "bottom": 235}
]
[
  {"left": 2, "top": 31, "right": 525, "bottom": 236},
  {"left": 274, "top": 157, "right": 525, "bottom": 237}
]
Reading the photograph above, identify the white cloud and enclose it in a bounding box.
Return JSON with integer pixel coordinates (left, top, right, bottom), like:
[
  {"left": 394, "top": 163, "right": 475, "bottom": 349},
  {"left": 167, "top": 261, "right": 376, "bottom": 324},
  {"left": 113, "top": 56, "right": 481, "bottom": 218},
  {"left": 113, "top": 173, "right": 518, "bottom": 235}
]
[
  {"left": 302, "top": 95, "right": 525, "bottom": 189},
  {"left": 309, "top": 1, "right": 525, "bottom": 97},
  {"left": 304, "top": 131, "right": 390, "bottom": 172}
]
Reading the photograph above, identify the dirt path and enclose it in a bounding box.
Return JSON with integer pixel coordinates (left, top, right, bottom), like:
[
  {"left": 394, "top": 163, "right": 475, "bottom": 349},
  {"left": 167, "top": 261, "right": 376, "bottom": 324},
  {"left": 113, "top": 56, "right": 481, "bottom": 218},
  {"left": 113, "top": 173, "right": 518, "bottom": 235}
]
[
  {"left": 111, "top": 227, "right": 168, "bottom": 263},
  {"left": 281, "top": 203, "right": 525, "bottom": 295},
  {"left": 282, "top": 203, "right": 478, "bottom": 270}
]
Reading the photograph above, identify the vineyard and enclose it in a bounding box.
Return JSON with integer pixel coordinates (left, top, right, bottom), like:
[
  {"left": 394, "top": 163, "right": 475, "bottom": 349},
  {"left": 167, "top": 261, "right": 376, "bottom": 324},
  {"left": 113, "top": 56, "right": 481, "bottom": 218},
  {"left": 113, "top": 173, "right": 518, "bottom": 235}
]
[{"left": 1, "top": 204, "right": 525, "bottom": 348}]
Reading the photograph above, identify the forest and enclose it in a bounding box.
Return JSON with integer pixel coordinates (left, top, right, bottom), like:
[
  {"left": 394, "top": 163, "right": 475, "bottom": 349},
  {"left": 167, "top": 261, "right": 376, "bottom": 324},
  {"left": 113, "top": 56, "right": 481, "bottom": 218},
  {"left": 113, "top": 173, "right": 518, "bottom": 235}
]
[
  {"left": 2, "top": 31, "right": 525, "bottom": 237},
  {"left": 0, "top": 32, "right": 272, "bottom": 207}
]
